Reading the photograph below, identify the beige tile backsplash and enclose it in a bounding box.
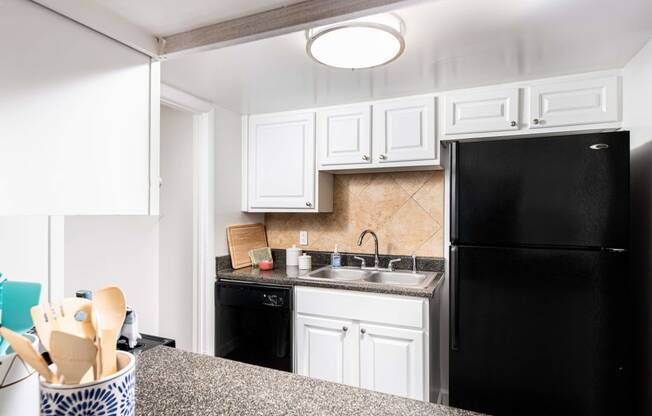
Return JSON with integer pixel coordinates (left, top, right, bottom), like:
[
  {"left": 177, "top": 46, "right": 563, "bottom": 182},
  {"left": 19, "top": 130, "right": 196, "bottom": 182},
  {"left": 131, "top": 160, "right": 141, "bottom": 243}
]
[{"left": 265, "top": 171, "right": 444, "bottom": 257}]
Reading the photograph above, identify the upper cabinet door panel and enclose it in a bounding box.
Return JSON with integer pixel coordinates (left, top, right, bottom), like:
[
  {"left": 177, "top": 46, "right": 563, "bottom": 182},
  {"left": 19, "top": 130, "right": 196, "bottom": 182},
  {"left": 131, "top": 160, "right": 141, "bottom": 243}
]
[
  {"left": 445, "top": 88, "right": 520, "bottom": 135},
  {"left": 248, "top": 112, "right": 315, "bottom": 209},
  {"left": 317, "top": 105, "right": 371, "bottom": 166},
  {"left": 529, "top": 76, "right": 620, "bottom": 129},
  {"left": 373, "top": 97, "right": 436, "bottom": 163}
]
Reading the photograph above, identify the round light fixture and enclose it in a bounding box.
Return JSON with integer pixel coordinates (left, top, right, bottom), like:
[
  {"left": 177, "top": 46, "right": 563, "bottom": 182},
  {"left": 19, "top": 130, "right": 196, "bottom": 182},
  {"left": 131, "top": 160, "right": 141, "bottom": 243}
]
[{"left": 306, "top": 14, "right": 405, "bottom": 69}]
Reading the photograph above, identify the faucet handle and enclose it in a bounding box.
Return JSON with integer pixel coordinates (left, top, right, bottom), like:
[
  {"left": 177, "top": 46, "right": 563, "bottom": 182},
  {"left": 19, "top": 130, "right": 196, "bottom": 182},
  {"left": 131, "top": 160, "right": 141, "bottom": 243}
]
[
  {"left": 353, "top": 256, "right": 366, "bottom": 268},
  {"left": 388, "top": 258, "right": 401, "bottom": 271}
]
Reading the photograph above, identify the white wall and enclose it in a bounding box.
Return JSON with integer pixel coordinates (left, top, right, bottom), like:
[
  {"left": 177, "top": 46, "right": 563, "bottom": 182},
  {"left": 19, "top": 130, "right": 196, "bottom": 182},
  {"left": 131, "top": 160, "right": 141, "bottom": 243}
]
[
  {"left": 159, "top": 105, "right": 194, "bottom": 351},
  {"left": 0, "top": 0, "right": 152, "bottom": 215},
  {"left": 623, "top": 37, "right": 652, "bottom": 416},
  {"left": 214, "top": 108, "right": 264, "bottom": 256},
  {"left": 0, "top": 217, "right": 50, "bottom": 302},
  {"left": 63, "top": 216, "right": 159, "bottom": 334}
]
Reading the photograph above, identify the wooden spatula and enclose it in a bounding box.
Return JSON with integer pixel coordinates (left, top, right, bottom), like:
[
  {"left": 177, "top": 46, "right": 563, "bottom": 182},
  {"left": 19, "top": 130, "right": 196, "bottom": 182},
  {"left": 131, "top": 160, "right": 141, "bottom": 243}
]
[
  {"left": 49, "top": 331, "right": 97, "bottom": 385},
  {"left": 30, "top": 303, "right": 61, "bottom": 351},
  {"left": 0, "top": 327, "right": 55, "bottom": 383},
  {"left": 60, "top": 298, "right": 94, "bottom": 340},
  {"left": 32, "top": 299, "right": 96, "bottom": 351},
  {"left": 93, "top": 287, "right": 126, "bottom": 378}
]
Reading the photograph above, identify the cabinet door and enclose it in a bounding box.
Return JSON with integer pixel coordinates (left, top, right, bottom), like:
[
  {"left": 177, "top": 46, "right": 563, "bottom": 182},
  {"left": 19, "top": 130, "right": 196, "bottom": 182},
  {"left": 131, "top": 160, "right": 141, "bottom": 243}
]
[
  {"left": 359, "top": 323, "right": 425, "bottom": 400},
  {"left": 248, "top": 112, "right": 315, "bottom": 209},
  {"left": 373, "top": 97, "right": 436, "bottom": 164},
  {"left": 529, "top": 76, "right": 619, "bottom": 129},
  {"left": 317, "top": 105, "right": 371, "bottom": 167},
  {"left": 445, "top": 88, "right": 520, "bottom": 135},
  {"left": 296, "top": 314, "right": 357, "bottom": 386}
]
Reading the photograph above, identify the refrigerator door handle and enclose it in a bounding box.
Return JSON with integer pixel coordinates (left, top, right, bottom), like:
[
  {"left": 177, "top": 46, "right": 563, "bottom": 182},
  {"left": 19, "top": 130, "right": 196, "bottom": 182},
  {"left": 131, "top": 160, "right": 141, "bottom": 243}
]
[
  {"left": 450, "top": 142, "right": 459, "bottom": 243},
  {"left": 450, "top": 246, "right": 459, "bottom": 351}
]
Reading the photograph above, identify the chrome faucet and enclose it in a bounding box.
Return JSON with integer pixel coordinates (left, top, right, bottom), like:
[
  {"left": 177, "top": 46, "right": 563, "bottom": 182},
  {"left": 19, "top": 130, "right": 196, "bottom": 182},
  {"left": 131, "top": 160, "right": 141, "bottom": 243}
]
[{"left": 357, "top": 229, "right": 381, "bottom": 269}]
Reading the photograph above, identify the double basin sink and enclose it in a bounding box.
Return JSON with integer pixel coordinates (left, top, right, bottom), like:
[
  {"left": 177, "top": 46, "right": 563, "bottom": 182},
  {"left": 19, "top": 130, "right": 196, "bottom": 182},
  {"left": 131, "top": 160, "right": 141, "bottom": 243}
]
[{"left": 299, "top": 266, "right": 436, "bottom": 289}]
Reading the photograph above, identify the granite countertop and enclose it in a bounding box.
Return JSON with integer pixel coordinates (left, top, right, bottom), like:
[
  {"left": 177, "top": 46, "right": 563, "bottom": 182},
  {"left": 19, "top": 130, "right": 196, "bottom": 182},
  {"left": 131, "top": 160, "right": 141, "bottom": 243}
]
[
  {"left": 217, "top": 265, "right": 444, "bottom": 298},
  {"left": 136, "top": 346, "right": 483, "bottom": 416}
]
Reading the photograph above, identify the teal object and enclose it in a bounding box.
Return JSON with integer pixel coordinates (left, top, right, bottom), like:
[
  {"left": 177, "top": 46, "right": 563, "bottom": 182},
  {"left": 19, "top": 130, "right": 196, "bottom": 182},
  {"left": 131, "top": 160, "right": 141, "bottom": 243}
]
[{"left": 0, "top": 280, "right": 41, "bottom": 355}]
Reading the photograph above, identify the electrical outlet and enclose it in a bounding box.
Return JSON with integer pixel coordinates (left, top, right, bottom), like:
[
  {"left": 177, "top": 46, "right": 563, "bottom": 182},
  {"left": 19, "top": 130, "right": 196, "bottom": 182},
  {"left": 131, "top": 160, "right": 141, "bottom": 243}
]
[{"left": 299, "top": 231, "right": 308, "bottom": 245}]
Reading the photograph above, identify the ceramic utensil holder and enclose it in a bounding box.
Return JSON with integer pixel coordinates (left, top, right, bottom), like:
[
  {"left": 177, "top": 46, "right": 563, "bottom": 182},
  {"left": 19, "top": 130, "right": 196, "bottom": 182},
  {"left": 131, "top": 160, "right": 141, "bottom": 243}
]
[
  {"left": 0, "top": 333, "right": 40, "bottom": 415},
  {"left": 40, "top": 351, "right": 135, "bottom": 416}
]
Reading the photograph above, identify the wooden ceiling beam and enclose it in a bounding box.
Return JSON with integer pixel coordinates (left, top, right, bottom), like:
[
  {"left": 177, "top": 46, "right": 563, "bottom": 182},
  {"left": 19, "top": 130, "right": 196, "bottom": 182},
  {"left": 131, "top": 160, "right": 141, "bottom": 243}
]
[{"left": 159, "top": 0, "right": 421, "bottom": 58}]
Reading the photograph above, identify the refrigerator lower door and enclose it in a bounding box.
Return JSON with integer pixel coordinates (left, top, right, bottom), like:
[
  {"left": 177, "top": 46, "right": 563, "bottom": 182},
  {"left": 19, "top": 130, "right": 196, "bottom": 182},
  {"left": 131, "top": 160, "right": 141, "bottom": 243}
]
[{"left": 449, "top": 246, "right": 630, "bottom": 416}]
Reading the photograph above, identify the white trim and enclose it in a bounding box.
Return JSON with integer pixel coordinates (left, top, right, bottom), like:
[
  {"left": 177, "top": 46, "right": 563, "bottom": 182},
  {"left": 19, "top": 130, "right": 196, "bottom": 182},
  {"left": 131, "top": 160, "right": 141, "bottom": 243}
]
[
  {"left": 30, "top": 0, "right": 159, "bottom": 57},
  {"left": 160, "top": 84, "right": 215, "bottom": 354},
  {"left": 149, "top": 61, "right": 161, "bottom": 216},
  {"left": 48, "top": 216, "right": 65, "bottom": 302}
]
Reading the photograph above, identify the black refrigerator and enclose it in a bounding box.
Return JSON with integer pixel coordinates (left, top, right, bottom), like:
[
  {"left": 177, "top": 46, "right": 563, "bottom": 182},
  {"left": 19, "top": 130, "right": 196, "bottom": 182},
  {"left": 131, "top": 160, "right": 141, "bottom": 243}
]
[{"left": 449, "top": 132, "right": 631, "bottom": 416}]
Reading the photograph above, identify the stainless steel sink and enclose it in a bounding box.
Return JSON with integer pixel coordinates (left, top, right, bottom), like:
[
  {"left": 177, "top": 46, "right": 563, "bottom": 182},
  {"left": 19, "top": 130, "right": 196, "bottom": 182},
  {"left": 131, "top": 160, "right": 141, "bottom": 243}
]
[
  {"left": 305, "top": 266, "right": 370, "bottom": 281},
  {"left": 365, "top": 270, "right": 435, "bottom": 287},
  {"left": 302, "top": 266, "right": 436, "bottom": 288}
]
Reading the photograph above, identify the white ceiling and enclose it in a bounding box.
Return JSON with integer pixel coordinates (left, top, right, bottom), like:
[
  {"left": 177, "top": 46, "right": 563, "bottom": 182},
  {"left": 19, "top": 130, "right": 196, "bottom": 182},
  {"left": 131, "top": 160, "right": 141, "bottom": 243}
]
[
  {"left": 159, "top": 0, "right": 652, "bottom": 114},
  {"left": 91, "top": 0, "right": 304, "bottom": 36}
]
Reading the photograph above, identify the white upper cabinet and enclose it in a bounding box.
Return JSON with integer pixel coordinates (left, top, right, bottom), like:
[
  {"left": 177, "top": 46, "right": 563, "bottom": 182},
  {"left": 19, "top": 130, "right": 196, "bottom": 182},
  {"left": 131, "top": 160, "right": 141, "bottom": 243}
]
[
  {"left": 0, "top": 0, "right": 156, "bottom": 215},
  {"left": 444, "top": 88, "right": 520, "bottom": 135},
  {"left": 359, "top": 323, "right": 425, "bottom": 401},
  {"left": 295, "top": 314, "right": 357, "bottom": 386},
  {"left": 528, "top": 75, "right": 620, "bottom": 129},
  {"left": 247, "top": 112, "right": 331, "bottom": 211},
  {"left": 317, "top": 104, "right": 372, "bottom": 167},
  {"left": 373, "top": 97, "right": 437, "bottom": 164}
]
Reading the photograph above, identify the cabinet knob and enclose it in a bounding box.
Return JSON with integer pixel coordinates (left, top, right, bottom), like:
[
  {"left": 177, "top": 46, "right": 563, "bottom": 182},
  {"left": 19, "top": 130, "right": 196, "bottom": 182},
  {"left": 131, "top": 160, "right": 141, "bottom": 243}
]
[
  {"left": 510, "top": 120, "right": 517, "bottom": 127},
  {"left": 360, "top": 328, "right": 366, "bottom": 334},
  {"left": 362, "top": 155, "right": 369, "bottom": 161},
  {"left": 379, "top": 154, "right": 387, "bottom": 160},
  {"left": 532, "top": 118, "right": 541, "bottom": 125},
  {"left": 305, "top": 202, "right": 312, "bottom": 207},
  {"left": 342, "top": 326, "right": 348, "bottom": 332}
]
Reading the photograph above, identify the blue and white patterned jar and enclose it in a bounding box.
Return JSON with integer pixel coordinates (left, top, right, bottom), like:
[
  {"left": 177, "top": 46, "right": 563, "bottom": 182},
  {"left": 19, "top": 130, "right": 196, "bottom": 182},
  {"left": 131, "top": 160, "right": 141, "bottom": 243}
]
[{"left": 39, "top": 351, "right": 135, "bottom": 416}]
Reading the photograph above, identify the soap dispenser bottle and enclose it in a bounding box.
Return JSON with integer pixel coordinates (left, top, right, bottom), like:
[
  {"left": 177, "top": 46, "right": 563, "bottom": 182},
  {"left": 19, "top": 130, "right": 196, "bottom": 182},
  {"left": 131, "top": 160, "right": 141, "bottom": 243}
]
[{"left": 331, "top": 245, "right": 342, "bottom": 268}]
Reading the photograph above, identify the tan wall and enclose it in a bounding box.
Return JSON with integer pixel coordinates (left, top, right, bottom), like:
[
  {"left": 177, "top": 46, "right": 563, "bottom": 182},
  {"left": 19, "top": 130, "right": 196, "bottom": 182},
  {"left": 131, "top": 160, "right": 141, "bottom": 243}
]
[{"left": 266, "top": 171, "right": 444, "bottom": 257}]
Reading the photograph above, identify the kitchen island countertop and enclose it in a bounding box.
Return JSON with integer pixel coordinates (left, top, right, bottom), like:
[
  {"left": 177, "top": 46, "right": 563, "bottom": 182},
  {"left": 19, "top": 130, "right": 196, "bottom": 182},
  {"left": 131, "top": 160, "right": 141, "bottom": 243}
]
[{"left": 136, "top": 346, "right": 483, "bottom": 416}]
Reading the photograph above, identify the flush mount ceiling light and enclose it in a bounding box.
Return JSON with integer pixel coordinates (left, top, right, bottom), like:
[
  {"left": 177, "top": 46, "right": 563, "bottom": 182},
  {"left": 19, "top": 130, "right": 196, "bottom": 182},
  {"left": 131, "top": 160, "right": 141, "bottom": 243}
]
[{"left": 306, "top": 14, "right": 405, "bottom": 70}]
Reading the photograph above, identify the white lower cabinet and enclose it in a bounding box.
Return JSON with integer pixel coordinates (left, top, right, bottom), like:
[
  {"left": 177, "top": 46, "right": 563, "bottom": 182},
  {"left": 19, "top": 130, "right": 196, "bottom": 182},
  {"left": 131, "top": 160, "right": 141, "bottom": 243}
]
[
  {"left": 295, "top": 287, "right": 429, "bottom": 401},
  {"left": 295, "top": 314, "right": 357, "bottom": 386}
]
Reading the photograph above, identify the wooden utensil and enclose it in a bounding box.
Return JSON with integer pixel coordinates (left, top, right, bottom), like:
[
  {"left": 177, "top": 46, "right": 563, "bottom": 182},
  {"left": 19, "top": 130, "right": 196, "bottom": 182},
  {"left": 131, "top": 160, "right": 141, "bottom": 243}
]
[
  {"left": 93, "top": 287, "right": 126, "bottom": 378},
  {"left": 226, "top": 223, "right": 268, "bottom": 269},
  {"left": 60, "top": 298, "right": 94, "bottom": 340},
  {"left": 0, "top": 327, "right": 55, "bottom": 383},
  {"left": 49, "top": 331, "right": 97, "bottom": 385},
  {"left": 31, "top": 299, "right": 95, "bottom": 351},
  {"left": 30, "top": 303, "right": 61, "bottom": 351}
]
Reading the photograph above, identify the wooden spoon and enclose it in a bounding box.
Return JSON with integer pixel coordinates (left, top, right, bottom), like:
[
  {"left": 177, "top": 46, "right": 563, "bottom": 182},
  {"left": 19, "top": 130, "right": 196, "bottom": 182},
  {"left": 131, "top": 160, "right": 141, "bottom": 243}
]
[
  {"left": 0, "top": 327, "right": 55, "bottom": 383},
  {"left": 93, "top": 287, "right": 126, "bottom": 378},
  {"left": 49, "top": 331, "right": 97, "bottom": 385}
]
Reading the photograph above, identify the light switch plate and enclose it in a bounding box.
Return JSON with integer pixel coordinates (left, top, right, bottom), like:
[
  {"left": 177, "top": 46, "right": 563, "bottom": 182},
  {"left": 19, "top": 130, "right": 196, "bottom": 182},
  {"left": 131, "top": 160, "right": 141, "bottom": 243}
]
[{"left": 299, "top": 231, "right": 308, "bottom": 245}]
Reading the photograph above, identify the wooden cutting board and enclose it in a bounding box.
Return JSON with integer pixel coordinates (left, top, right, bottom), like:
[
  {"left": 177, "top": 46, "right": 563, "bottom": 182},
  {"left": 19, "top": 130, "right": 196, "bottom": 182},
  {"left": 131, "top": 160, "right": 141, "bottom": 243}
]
[{"left": 226, "top": 223, "right": 268, "bottom": 269}]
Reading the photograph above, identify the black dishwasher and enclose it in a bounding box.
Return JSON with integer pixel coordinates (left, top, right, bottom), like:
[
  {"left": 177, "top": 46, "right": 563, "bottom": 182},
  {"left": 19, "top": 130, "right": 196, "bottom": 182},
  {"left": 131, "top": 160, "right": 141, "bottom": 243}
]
[{"left": 215, "top": 280, "right": 292, "bottom": 372}]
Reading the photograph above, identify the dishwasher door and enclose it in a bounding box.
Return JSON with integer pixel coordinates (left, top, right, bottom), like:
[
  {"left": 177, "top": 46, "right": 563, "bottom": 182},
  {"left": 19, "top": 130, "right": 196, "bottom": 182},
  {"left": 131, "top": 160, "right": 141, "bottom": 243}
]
[{"left": 215, "top": 280, "right": 293, "bottom": 372}]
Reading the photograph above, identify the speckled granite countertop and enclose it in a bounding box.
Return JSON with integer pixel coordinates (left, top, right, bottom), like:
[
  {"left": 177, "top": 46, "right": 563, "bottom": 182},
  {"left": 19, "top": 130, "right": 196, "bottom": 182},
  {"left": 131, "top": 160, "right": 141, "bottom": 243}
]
[
  {"left": 136, "top": 346, "right": 482, "bottom": 416},
  {"left": 217, "top": 265, "right": 444, "bottom": 298}
]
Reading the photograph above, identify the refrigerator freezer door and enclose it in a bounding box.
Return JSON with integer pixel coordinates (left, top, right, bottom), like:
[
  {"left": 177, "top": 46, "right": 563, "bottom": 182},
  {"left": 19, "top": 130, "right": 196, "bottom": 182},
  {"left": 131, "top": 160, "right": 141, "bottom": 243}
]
[
  {"left": 449, "top": 246, "right": 630, "bottom": 416},
  {"left": 451, "top": 132, "right": 629, "bottom": 248}
]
